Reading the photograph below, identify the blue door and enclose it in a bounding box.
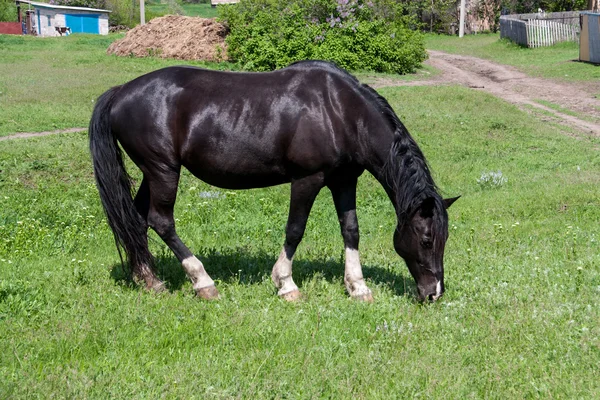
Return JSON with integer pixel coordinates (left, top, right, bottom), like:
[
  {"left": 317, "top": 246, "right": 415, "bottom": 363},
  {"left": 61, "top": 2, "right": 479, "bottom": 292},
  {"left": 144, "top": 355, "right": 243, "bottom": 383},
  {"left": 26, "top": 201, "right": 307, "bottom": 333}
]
[{"left": 65, "top": 14, "right": 100, "bottom": 34}]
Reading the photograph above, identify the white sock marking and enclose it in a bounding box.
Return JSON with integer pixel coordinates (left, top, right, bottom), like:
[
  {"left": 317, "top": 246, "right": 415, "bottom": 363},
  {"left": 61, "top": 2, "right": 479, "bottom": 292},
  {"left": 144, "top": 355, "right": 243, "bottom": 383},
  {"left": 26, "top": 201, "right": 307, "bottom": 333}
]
[
  {"left": 272, "top": 248, "right": 299, "bottom": 296},
  {"left": 344, "top": 248, "right": 371, "bottom": 297},
  {"left": 182, "top": 256, "right": 214, "bottom": 290}
]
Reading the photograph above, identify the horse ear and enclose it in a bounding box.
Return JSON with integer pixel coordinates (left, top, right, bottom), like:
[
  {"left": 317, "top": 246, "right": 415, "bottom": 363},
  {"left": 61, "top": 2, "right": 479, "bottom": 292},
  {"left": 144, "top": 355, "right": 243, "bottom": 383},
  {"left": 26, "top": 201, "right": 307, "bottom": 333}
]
[{"left": 443, "top": 196, "right": 460, "bottom": 209}]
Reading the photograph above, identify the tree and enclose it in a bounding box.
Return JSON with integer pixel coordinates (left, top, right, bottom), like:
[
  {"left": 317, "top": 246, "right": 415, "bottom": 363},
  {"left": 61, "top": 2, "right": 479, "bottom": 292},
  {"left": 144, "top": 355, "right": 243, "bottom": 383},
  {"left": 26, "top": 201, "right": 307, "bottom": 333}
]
[{"left": 0, "top": 0, "right": 18, "bottom": 22}]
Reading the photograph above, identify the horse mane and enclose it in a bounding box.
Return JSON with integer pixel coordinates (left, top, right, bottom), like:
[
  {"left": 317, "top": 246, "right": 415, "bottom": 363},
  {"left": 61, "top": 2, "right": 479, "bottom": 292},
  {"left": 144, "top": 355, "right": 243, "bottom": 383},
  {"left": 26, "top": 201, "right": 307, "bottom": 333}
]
[{"left": 358, "top": 84, "right": 447, "bottom": 233}]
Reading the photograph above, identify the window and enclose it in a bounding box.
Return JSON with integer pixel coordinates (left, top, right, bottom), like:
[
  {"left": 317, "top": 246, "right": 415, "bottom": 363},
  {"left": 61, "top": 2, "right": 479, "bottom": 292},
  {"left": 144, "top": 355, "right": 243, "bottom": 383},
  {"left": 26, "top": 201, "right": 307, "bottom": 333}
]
[{"left": 47, "top": 15, "right": 51, "bottom": 26}]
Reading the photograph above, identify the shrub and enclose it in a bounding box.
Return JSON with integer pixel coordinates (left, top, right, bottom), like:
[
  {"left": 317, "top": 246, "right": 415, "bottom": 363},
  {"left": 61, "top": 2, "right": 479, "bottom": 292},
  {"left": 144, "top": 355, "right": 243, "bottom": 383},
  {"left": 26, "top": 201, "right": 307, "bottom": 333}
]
[
  {"left": 219, "top": 0, "right": 427, "bottom": 74},
  {"left": 0, "top": 0, "right": 18, "bottom": 22}
]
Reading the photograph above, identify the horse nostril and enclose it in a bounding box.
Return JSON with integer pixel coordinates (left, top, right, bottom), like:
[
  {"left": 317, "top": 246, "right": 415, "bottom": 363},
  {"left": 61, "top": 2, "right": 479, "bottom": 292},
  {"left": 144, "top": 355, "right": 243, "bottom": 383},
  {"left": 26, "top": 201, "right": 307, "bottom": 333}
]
[
  {"left": 419, "top": 282, "right": 443, "bottom": 302},
  {"left": 425, "top": 292, "right": 443, "bottom": 302}
]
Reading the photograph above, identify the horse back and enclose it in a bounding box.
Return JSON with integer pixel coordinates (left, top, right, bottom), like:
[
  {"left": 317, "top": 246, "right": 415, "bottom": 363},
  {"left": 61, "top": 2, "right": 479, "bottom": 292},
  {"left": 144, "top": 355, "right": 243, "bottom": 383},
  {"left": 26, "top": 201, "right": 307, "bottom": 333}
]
[{"left": 109, "top": 63, "right": 375, "bottom": 188}]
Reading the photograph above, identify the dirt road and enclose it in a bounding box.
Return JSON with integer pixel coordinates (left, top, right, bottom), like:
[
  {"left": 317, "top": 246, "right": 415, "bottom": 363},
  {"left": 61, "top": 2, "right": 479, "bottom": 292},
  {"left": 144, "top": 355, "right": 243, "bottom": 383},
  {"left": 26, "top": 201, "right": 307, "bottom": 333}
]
[{"left": 374, "top": 50, "right": 600, "bottom": 136}]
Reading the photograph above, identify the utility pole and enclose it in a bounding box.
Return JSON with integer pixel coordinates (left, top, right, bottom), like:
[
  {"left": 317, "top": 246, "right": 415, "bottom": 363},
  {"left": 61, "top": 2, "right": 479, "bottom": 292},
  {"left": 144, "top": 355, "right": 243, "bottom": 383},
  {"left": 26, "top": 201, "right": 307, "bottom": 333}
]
[
  {"left": 459, "top": 0, "right": 466, "bottom": 37},
  {"left": 430, "top": 0, "right": 434, "bottom": 33},
  {"left": 140, "top": 0, "right": 145, "bottom": 25}
]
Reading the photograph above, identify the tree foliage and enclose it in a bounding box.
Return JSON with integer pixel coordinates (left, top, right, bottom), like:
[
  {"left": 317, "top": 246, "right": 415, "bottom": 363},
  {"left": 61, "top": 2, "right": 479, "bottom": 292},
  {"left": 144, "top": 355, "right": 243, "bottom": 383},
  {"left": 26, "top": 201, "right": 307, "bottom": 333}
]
[
  {"left": 0, "top": 0, "right": 18, "bottom": 22},
  {"left": 219, "top": 0, "right": 427, "bottom": 74},
  {"left": 503, "top": 0, "right": 589, "bottom": 12},
  {"left": 51, "top": 0, "right": 161, "bottom": 27},
  {"left": 399, "top": 0, "right": 592, "bottom": 34}
]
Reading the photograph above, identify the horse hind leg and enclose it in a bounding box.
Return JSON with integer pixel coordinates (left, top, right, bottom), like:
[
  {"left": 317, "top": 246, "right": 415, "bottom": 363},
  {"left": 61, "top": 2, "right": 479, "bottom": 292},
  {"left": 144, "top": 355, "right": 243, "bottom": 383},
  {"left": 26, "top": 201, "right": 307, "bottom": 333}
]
[
  {"left": 272, "top": 174, "right": 324, "bottom": 301},
  {"left": 144, "top": 169, "right": 219, "bottom": 300},
  {"left": 131, "top": 177, "right": 164, "bottom": 292}
]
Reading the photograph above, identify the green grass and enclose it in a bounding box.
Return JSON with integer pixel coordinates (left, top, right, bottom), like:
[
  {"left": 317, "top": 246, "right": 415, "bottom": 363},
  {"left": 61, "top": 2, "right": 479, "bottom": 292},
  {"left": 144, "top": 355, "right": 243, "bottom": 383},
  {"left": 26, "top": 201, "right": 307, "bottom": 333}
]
[
  {"left": 146, "top": 0, "right": 219, "bottom": 18},
  {"left": 0, "top": 34, "right": 235, "bottom": 136},
  {"left": 532, "top": 99, "right": 600, "bottom": 125},
  {"left": 425, "top": 33, "right": 600, "bottom": 82},
  {"left": 1, "top": 27, "right": 600, "bottom": 398},
  {"left": 0, "top": 33, "right": 433, "bottom": 137},
  {"left": 1, "top": 83, "right": 599, "bottom": 398},
  {"left": 355, "top": 64, "right": 440, "bottom": 86}
]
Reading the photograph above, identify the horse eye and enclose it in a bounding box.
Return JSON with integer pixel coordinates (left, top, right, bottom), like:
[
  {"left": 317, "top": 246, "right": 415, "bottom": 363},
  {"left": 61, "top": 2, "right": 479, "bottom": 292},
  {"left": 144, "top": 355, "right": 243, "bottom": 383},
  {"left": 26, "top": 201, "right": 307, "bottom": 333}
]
[{"left": 421, "top": 240, "right": 433, "bottom": 249}]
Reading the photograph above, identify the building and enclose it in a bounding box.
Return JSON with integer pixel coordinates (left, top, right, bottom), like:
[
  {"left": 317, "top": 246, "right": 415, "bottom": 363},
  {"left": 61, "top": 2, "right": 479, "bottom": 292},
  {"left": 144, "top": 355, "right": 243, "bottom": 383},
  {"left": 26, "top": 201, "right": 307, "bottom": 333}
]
[
  {"left": 580, "top": 12, "right": 600, "bottom": 64},
  {"left": 16, "top": 0, "right": 110, "bottom": 36}
]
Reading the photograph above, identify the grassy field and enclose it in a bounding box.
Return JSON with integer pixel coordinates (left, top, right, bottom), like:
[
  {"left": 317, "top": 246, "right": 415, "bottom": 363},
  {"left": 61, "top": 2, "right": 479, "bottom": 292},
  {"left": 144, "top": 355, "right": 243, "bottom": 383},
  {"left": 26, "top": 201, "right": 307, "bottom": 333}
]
[
  {"left": 0, "top": 34, "right": 235, "bottom": 136},
  {"left": 425, "top": 33, "right": 600, "bottom": 82},
  {"left": 1, "top": 33, "right": 600, "bottom": 398}
]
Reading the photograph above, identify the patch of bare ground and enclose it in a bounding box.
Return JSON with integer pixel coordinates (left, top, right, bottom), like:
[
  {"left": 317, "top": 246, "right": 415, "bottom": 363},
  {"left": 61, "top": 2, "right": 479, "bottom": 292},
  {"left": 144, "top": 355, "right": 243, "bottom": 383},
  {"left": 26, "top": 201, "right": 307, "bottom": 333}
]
[
  {"left": 370, "top": 50, "right": 600, "bottom": 136},
  {"left": 0, "top": 128, "right": 86, "bottom": 142}
]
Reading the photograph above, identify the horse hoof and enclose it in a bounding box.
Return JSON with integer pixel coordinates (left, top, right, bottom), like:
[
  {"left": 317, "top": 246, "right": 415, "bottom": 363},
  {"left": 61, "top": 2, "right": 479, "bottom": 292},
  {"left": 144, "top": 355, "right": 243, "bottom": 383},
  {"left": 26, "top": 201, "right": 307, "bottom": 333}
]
[
  {"left": 280, "top": 289, "right": 302, "bottom": 302},
  {"left": 149, "top": 281, "right": 167, "bottom": 293},
  {"left": 196, "top": 285, "right": 220, "bottom": 300},
  {"left": 353, "top": 292, "right": 374, "bottom": 303}
]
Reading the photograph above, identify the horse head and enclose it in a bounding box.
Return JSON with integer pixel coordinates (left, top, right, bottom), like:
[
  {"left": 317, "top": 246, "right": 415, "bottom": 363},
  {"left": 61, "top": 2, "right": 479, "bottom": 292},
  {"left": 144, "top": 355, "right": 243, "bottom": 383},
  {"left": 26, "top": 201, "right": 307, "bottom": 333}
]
[{"left": 393, "top": 196, "right": 459, "bottom": 302}]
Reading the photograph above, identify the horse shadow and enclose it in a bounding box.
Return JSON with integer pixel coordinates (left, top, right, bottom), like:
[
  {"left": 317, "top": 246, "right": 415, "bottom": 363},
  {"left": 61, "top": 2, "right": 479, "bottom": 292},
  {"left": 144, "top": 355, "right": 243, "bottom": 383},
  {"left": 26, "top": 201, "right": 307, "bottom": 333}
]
[{"left": 109, "top": 247, "right": 417, "bottom": 299}]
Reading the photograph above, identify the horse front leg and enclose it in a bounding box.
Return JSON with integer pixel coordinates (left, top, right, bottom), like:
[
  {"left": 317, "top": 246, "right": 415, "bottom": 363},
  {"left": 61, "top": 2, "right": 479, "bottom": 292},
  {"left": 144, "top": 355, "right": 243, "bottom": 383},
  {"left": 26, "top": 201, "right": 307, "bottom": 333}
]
[
  {"left": 329, "top": 179, "right": 373, "bottom": 302},
  {"left": 272, "top": 174, "right": 324, "bottom": 301}
]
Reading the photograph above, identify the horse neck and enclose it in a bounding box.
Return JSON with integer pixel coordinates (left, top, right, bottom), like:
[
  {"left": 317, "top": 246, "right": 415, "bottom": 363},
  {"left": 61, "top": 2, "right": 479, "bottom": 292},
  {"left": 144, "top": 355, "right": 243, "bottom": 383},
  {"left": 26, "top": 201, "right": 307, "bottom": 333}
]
[
  {"left": 362, "top": 123, "right": 435, "bottom": 222},
  {"left": 362, "top": 123, "right": 400, "bottom": 212}
]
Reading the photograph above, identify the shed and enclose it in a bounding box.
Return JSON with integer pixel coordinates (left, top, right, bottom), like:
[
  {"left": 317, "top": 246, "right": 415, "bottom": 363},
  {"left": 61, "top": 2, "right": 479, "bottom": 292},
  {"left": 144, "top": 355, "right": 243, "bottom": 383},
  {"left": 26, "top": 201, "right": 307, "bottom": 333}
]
[
  {"left": 15, "top": 0, "right": 110, "bottom": 36},
  {"left": 580, "top": 12, "right": 600, "bottom": 64}
]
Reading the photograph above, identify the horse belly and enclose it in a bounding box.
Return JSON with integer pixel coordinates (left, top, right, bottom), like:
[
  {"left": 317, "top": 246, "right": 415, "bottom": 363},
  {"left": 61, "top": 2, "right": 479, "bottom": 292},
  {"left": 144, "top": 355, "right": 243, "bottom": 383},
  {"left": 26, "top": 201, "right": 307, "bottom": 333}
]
[{"left": 182, "top": 141, "right": 290, "bottom": 189}]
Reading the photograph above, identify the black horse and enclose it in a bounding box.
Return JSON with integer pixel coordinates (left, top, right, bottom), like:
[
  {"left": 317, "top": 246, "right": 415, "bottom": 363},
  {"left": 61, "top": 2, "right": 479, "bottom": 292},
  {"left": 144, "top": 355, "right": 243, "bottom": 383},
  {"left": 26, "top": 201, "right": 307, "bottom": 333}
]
[{"left": 89, "top": 60, "right": 458, "bottom": 302}]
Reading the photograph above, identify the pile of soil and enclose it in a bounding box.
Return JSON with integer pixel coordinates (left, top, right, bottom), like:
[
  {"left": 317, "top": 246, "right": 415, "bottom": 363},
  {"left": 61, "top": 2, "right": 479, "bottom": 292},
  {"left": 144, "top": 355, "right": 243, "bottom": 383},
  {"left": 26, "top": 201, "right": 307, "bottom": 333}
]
[{"left": 107, "top": 15, "right": 228, "bottom": 62}]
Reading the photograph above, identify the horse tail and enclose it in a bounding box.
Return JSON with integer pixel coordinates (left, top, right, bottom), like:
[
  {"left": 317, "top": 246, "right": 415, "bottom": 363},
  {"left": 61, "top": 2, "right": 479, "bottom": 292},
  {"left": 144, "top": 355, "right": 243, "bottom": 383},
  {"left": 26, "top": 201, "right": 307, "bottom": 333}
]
[{"left": 88, "top": 86, "right": 152, "bottom": 272}]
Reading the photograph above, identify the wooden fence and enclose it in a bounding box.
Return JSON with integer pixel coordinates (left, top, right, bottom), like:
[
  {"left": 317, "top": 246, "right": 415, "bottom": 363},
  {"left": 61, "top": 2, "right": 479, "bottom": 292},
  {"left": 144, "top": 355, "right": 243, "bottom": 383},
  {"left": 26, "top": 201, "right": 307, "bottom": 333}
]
[
  {"left": 526, "top": 19, "right": 579, "bottom": 47},
  {"left": 500, "top": 11, "right": 581, "bottom": 48}
]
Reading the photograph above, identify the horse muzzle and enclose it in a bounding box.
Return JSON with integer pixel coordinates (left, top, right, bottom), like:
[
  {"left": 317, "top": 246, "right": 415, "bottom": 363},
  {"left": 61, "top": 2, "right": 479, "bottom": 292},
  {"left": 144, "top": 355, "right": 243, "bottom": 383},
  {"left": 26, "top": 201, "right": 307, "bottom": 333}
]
[{"left": 418, "top": 280, "right": 444, "bottom": 302}]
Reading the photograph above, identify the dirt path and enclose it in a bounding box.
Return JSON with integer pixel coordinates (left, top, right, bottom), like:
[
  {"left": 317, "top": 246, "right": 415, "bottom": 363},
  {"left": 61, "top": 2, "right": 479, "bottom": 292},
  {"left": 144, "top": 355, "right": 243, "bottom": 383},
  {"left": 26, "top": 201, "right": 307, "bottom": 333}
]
[
  {"left": 0, "top": 128, "right": 86, "bottom": 142},
  {"left": 372, "top": 50, "right": 600, "bottom": 135}
]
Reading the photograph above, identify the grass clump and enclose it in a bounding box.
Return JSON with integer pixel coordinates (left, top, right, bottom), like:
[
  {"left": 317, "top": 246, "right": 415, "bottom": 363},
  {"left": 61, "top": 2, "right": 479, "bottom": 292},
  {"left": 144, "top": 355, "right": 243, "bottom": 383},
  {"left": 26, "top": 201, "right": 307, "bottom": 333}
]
[{"left": 477, "top": 170, "right": 507, "bottom": 189}]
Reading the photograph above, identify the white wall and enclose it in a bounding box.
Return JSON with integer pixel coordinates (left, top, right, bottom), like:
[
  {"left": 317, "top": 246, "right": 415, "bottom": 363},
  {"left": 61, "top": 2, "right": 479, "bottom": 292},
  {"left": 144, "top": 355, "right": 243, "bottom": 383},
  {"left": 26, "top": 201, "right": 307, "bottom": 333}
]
[{"left": 36, "top": 8, "right": 109, "bottom": 36}]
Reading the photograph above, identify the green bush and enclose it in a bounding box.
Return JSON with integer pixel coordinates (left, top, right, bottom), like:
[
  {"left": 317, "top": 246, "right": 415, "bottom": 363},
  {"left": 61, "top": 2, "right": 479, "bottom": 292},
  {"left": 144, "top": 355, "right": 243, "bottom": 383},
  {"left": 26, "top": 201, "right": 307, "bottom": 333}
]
[
  {"left": 0, "top": 0, "right": 18, "bottom": 22},
  {"left": 219, "top": 0, "right": 427, "bottom": 74}
]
